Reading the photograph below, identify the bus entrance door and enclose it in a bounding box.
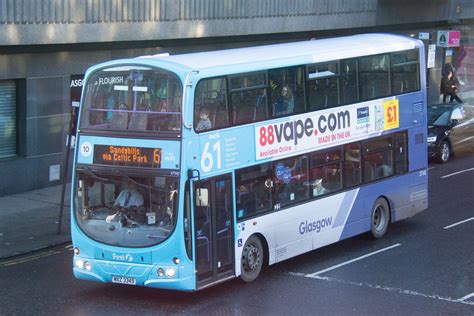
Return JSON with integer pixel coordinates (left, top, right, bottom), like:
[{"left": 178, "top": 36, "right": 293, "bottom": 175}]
[{"left": 194, "top": 174, "right": 234, "bottom": 287}]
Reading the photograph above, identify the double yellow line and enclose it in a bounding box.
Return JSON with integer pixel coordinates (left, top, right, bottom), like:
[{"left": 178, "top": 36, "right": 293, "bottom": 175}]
[{"left": 0, "top": 244, "right": 72, "bottom": 267}]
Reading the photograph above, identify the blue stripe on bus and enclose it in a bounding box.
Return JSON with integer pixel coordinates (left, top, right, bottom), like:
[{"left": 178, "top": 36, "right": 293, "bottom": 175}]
[{"left": 333, "top": 189, "right": 359, "bottom": 228}]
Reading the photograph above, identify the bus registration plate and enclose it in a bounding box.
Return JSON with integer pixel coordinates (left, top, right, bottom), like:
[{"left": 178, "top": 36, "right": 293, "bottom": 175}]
[{"left": 112, "top": 276, "right": 136, "bottom": 285}]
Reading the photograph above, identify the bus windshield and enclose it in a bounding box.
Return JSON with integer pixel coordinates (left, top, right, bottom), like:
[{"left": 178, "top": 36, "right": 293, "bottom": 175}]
[
  {"left": 74, "top": 170, "right": 179, "bottom": 247},
  {"left": 80, "top": 65, "right": 182, "bottom": 133}
]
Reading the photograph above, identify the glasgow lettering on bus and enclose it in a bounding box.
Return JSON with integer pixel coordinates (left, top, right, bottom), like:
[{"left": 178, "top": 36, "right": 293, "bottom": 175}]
[{"left": 299, "top": 217, "right": 333, "bottom": 235}]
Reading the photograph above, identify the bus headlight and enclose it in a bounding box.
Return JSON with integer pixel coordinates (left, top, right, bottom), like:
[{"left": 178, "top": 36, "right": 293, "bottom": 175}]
[
  {"left": 75, "top": 259, "right": 84, "bottom": 269},
  {"left": 74, "top": 247, "right": 80, "bottom": 255},
  {"left": 427, "top": 136, "right": 437, "bottom": 143},
  {"left": 166, "top": 268, "right": 176, "bottom": 277},
  {"left": 173, "top": 257, "right": 180, "bottom": 265}
]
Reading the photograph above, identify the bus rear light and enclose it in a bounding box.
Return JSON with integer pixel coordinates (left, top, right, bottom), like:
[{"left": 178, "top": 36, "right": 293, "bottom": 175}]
[
  {"left": 74, "top": 247, "right": 80, "bottom": 255},
  {"left": 157, "top": 268, "right": 165, "bottom": 277},
  {"left": 173, "top": 257, "right": 180, "bottom": 265}
]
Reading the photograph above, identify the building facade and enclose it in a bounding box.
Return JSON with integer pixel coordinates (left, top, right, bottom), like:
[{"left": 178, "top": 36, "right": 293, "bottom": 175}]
[{"left": 0, "top": 0, "right": 473, "bottom": 196}]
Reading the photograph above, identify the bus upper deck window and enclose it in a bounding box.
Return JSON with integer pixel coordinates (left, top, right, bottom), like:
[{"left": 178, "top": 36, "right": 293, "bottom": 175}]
[{"left": 81, "top": 67, "right": 182, "bottom": 133}]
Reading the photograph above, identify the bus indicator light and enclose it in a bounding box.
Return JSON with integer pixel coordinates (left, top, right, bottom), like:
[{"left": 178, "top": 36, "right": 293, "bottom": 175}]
[{"left": 84, "top": 261, "right": 92, "bottom": 271}]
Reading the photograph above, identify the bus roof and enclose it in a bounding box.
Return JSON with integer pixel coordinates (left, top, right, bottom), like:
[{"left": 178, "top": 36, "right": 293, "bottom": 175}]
[{"left": 140, "top": 34, "right": 421, "bottom": 72}]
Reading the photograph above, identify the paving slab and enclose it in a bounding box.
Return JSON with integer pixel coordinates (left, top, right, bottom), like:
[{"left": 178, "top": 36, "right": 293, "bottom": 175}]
[{"left": 0, "top": 184, "right": 72, "bottom": 259}]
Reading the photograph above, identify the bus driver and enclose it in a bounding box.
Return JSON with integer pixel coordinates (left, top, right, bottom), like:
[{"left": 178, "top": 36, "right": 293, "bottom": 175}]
[
  {"left": 106, "top": 179, "right": 144, "bottom": 226},
  {"left": 114, "top": 179, "right": 144, "bottom": 208}
]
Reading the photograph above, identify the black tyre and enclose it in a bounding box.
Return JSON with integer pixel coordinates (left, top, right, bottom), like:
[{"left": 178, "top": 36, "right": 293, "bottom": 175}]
[
  {"left": 438, "top": 140, "right": 451, "bottom": 163},
  {"left": 240, "top": 235, "right": 264, "bottom": 283},
  {"left": 370, "top": 197, "right": 390, "bottom": 239}
]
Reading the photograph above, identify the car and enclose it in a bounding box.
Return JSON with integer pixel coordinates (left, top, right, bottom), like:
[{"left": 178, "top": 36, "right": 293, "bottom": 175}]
[{"left": 427, "top": 103, "right": 474, "bottom": 163}]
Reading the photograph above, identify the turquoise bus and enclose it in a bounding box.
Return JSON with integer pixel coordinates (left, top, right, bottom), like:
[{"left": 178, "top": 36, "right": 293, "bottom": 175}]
[{"left": 72, "top": 34, "right": 428, "bottom": 291}]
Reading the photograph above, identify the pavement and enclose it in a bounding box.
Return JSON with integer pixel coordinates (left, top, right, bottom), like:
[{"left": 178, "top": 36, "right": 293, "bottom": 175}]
[{"left": 0, "top": 184, "right": 72, "bottom": 259}]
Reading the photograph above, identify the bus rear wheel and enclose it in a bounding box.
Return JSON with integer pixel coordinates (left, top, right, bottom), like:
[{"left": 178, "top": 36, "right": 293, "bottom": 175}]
[
  {"left": 370, "top": 197, "right": 390, "bottom": 239},
  {"left": 240, "top": 235, "right": 263, "bottom": 283}
]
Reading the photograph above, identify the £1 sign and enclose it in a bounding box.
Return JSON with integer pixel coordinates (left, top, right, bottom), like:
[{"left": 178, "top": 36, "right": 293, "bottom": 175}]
[{"left": 384, "top": 99, "right": 399, "bottom": 130}]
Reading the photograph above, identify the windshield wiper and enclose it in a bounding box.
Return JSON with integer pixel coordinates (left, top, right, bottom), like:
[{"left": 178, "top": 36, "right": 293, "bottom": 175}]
[
  {"left": 112, "top": 167, "right": 134, "bottom": 181},
  {"left": 82, "top": 166, "right": 109, "bottom": 182},
  {"left": 146, "top": 234, "right": 165, "bottom": 239}
]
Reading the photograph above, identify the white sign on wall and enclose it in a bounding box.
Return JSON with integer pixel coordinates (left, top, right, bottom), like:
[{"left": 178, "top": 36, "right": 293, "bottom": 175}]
[
  {"left": 418, "top": 32, "right": 430, "bottom": 40},
  {"left": 49, "top": 164, "right": 60, "bottom": 181},
  {"left": 427, "top": 44, "right": 436, "bottom": 68}
]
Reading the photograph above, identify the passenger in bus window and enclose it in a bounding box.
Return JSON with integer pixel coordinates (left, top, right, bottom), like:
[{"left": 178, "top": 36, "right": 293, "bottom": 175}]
[
  {"left": 365, "top": 152, "right": 393, "bottom": 180},
  {"left": 325, "top": 164, "right": 342, "bottom": 191},
  {"left": 273, "top": 85, "right": 294, "bottom": 116},
  {"left": 312, "top": 178, "right": 327, "bottom": 196},
  {"left": 374, "top": 151, "right": 393, "bottom": 178},
  {"left": 345, "top": 146, "right": 361, "bottom": 162},
  {"left": 377, "top": 164, "right": 393, "bottom": 178},
  {"left": 196, "top": 107, "right": 212, "bottom": 131}
]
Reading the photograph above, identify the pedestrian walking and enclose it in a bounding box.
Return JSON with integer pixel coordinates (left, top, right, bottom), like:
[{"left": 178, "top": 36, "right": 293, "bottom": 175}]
[{"left": 441, "top": 70, "right": 463, "bottom": 103}]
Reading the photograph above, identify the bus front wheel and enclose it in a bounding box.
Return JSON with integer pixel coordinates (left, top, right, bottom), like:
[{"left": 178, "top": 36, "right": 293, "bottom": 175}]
[
  {"left": 240, "top": 235, "right": 263, "bottom": 283},
  {"left": 370, "top": 197, "right": 390, "bottom": 239}
]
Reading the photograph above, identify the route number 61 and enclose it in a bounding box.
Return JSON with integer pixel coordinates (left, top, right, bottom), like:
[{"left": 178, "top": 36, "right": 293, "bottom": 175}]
[{"left": 201, "top": 141, "right": 222, "bottom": 173}]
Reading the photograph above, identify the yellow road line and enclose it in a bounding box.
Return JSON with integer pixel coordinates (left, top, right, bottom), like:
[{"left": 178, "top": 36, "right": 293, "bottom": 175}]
[{"left": 0, "top": 250, "right": 64, "bottom": 267}]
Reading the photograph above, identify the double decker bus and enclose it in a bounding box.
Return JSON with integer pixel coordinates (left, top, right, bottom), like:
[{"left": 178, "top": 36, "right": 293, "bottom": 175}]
[{"left": 72, "top": 34, "right": 428, "bottom": 291}]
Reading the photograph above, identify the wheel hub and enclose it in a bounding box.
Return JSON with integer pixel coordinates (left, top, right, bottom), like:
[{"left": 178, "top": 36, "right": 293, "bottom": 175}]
[
  {"left": 373, "top": 206, "right": 385, "bottom": 231},
  {"left": 441, "top": 143, "right": 450, "bottom": 161},
  {"left": 244, "top": 245, "right": 260, "bottom": 271}
]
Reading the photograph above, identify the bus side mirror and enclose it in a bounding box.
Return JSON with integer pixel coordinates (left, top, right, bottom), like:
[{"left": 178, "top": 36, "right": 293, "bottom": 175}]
[{"left": 196, "top": 188, "right": 209, "bottom": 207}]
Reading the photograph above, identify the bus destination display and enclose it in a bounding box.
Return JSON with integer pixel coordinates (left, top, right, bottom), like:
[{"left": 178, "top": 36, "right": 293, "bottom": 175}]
[{"left": 93, "top": 145, "right": 161, "bottom": 168}]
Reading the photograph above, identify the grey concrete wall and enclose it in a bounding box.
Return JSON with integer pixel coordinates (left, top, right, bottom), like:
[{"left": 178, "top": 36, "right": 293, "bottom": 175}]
[
  {"left": 0, "top": 0, "right": 377, "bottom": 45},
  {"left": 2, "top": 0, "right": 472, "bottom": 46},
  {"left": 0, "top": 76, "right": 70, "bottom": 196},
  {"left": 377, "top": 0, "right": 474, "bottom": 25}
]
